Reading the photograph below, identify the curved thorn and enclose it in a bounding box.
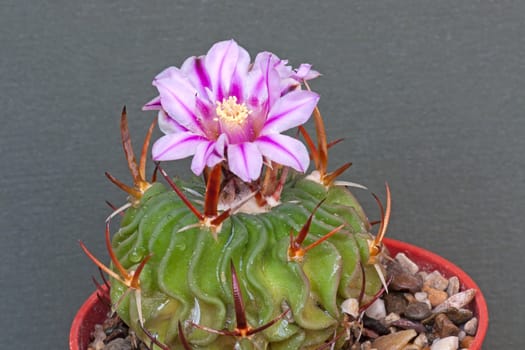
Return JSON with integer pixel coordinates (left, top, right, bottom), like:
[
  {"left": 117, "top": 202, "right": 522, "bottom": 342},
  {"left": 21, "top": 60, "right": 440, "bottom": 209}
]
[
  {"left": 78, "top": 240, "right": 123, "bottom": 283},
  {"left": 332, "top": 180, "right": 368, "bottom": 190},
  {"left": 98, "top": 267, "right": 110, "bottom": 290},
  {"left": 230, "top": 261, "right": 248, "bottom": 332},
  {"left": 373, "top": 182, "right": 391, "bottom": 247},
  {"left": 314, "top": 107, "right": 328, "bottom": 175},
  {"left": 151, "top": 162, "right": 159, "bottom": 183},
  {"left": 298, "top": 125, "right": 320, "bottom": 168},
  {"left": 327, "top": 138, "right": 344, "bottom": 149},
  {"left": 105, "top": 221, "right": 130, "bottom": 279},
  {"left": 120, "top": 106, "right": 142, "bottom": 185},
  {"left": 324, "top": 162, "right": 352, "bottom": 186},
  {"left": 358, "top": 274, "right": 392, "bottom": 313},
  {"left": 271, "top": 166, "right": 289, "bottom": 202},
  {"left": 204, "top": 164, "right": 222, "bottom": 217},
  {"left": 105, "top": 172, "right": 142, "bottom": 199},
  {"left": 210, "top": 208, "right": 231, "bottom": 226},
  {"left": 131, "top": 254, "right": 152, "bottom": 288},
  {"left": 357, "top": 260, "right": 366, "bottom": 306},
  {"left": 134, "top": 288, "right": 144, "bottom": 326},
  {"left": 190, "top": 322, "right": 235, "bottom": 336},
  {"left": 139, "top": 118, "right": 157, "bottom": 182},
  {"left": 371, "top": 192, "right": 385, "bottom": 240},
  {"left": 246, "top": 308, "right": 290, "bottom": 336},
  {"left": 105, "top": 202, "right": 132, "bottom": 224},
  {"left": 140, "top": 323, "right": 171, "bottom": 350},
  {"left": 294, "top": 199, "right": 326, "bottom": 246},
  {"left": 157, "top": 164, "right": 204, "bottom": 220},
  {"left": 303, "top": 224, "right": 344, "bottom": 253},
  {"left": 305, "top": 81, "right": 328, "bottom": 175},
  {"left": 178, "top": 321, "right": 193, "bottom": 350},
  {"left": 374, "top": 263, "right": 389, "bottom": 294}
]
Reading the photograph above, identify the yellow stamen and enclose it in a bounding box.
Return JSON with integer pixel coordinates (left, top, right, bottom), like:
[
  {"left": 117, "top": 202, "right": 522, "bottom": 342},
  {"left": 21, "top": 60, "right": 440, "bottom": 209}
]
[{"left": 215, "top": 96, "right": 250, "bottom": 125}]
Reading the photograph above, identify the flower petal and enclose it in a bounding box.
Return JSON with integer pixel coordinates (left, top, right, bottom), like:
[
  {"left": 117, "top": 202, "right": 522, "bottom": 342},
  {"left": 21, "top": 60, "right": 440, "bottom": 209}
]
[
  {"left": 153, "top": 67, "right": 203, "bottom": 134},
  {"left": 261, "top": 90, "right": 319, "bottom": 135},
  {"left": 255, "top": 134, "right": 310, "bottom": 173},
  {"left": 180, "top": 55, "right": 211, "bottom": 100},
  {"left": 205, "top": 39, "right": 250, "bottom": 101},
  {"left": 190, "top": 140, "right": 217, "bottom": 175},
  {"left": 252, "top": 52, "right": 281, "bottom": 112},
  {"left": 190, "top": 134, "right": 227, "bottom": 175},
  {"left": 152, "top": 132, "right": 207, "bottom": 161},
  {"left": 158, "top": 110, "right": 188, "bottom": 134},
  {"left": 227, "top": 142, "right": 262, "bottom": 182},
  {"left": 142, "top": 96, "right": 162, "bottom": 111},
  {"left": 292, "top": 64, "right": 321, "bottom": 81}
]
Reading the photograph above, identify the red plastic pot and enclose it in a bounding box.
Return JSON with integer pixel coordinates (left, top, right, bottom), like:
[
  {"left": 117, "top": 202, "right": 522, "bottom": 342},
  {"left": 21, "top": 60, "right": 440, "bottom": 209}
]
[{"left": 70, "top": 238, "right": 488, "bottom": 350}]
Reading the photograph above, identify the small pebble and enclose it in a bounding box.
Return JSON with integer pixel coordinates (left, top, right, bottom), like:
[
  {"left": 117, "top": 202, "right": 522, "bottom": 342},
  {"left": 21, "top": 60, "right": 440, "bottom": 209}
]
[
  {"left": 414, "top": 292, "right": 428, "bottom": 302},
  {"left": 446, "top": 276, "right": 460, "bottom": 296},
  {"left": 405, "top": 302, "right": 432, "bottom": 321},
  {"left": 402, "top": 344, "right": 421, "bottom": 350},
  {"left": 384, "top": 312, "right": 401, "bottom": 326},
  {"left": 433, "top": 314, "right": 460, "bottom": 338},
  {"left": 342, "top": 298, "right": 360, "bottom": 318},
  {"left": 365, "top": 298, "right": 387, "bottom": 320},
  {"left": 413, "top": 333, "right": 429, "bottom": 347},
  {"left": 463, "top": 317, "right": 478, "bottom": 336},
  {"left": 89, "top": 324, "right": 106, "bottom": 350},
  {"left": 423, "top": 285, "right": 448, "bottom": 307},
  {"left": 385, "top": 292, "right": 408, "bottom": 315},
  {"left": 418, "top": 271, "right": 428, "bottom": 281},
  {"left": 372, "top": 329, "right": 418, "bottom": 350},
  {"left": 433, "top": 289, "right": 476, "bottom": 313},
  {"left": 424, "top": 271, "right": 449, "bottom": 291},
  {"left": 388, "top": 261, "right": 424, "bottom": 293},
  {"left": 391, "top": 318, "right": 427, "bottom": 333},
  {"left": 430, "top": 336, "right": 458, "bottom": 350},
  {"left": 360, "top": 341, "right": 373, "bottom": 350},
  {"left": 404, "top": 293, "right": 417, "bottom": 304},
  {"left": 105, "top": 338, "right": 132, "bottom": 350},
  {"left": 363, "top": 315, "right": 390, "bottom": 335},
  {"left": 460, "top": 335, "right": 475, "bottom": 348},
  {"left": 395, "top": 252, "right": 420, "bottom": 274},
  {"left": 444, "top": 308, "right": 473, "bottom": 325},
  {"left": 457, "top": 330, "right": 466, "bottom": 341}
]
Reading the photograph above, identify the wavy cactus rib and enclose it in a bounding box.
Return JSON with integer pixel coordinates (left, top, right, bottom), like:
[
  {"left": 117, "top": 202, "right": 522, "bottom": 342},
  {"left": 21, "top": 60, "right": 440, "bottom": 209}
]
[{"left": 108, "top": 175, "right": 384, "bottom": 350}]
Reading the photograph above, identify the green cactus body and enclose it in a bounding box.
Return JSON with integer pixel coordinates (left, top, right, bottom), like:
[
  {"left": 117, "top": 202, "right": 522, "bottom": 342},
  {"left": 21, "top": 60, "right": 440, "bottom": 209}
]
[{"left": 110, "top": 176, "right": 384, "bottom": 350}]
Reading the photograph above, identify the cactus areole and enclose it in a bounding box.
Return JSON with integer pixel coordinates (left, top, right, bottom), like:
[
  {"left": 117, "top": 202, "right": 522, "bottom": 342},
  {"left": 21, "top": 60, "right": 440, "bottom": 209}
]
[{"left": 81, "top": 39, "right": 395, "bottom": 350}]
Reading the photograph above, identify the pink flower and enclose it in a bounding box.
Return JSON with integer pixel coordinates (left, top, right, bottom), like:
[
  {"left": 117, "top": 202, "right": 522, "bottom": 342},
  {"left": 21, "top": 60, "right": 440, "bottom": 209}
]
[{"left": 144, "top": 39, "right": 320, "bottom": 182}]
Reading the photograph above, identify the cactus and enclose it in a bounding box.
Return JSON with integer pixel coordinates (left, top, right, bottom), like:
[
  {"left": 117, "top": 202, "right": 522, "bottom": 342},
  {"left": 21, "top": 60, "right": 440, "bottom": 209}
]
[{"left": 81, "top": 40, "right": 392, "bottom": 350}]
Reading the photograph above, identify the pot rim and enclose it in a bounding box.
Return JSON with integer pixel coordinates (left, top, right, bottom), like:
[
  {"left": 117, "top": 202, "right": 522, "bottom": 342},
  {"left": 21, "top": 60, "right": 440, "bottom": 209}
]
[{"left": 70, "top": 238, "right": 488, "bottom": 349}]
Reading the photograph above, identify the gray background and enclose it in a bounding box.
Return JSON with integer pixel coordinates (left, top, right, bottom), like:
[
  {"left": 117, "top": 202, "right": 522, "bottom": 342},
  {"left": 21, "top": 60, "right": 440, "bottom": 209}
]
[{"left": 1, "top": 1, "right": 523, "bottom": 348}]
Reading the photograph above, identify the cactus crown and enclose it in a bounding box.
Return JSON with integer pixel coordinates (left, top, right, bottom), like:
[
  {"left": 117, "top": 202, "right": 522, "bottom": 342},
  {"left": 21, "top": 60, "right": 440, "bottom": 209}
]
[{"left": 81, "top": 40, "right": 392, "bottom": 350}]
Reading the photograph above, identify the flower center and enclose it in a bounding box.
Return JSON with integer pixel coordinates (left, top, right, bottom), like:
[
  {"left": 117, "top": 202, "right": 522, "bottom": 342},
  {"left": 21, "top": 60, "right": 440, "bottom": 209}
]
[{"left": 215, "top": 96, "right": 250, "bottom": 125}]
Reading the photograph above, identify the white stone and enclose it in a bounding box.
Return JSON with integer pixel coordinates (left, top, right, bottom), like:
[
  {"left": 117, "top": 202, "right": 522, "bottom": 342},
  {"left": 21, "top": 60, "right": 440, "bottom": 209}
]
[
  {"left": 433, "top": 289, "right": 477, "bottom": 313},
  {"left": 464, "top": 317, "right": 478, "bottom": 335},
  {"left": 365, "top": 298, "right": 387, "bottom": 320},
  {"left": 341, "top": 298, "right": 360, "bottom": 318},
  {"left": 415, "top": 292, "right": 428, "bottom": 302},
  {"left": 395, "top": 252, "right": 420, "bottom": 274},
  {"left": 430, "top": 336, "right": 459, "bottom": 350},
  {"left": 384, "top": 312, "right": 401, "bottom": 326},
  {"left": 413, "top": 333, "right": 428, "bottom": 347},
  {"left": 447, "top": 276, "right": 460, "bottom": 296},
  {"left": 425, "top": 271, "right": 449, "bottom": 291}
]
